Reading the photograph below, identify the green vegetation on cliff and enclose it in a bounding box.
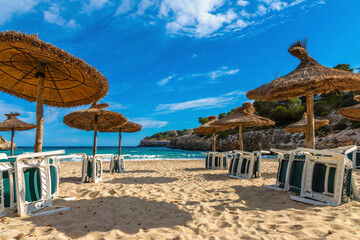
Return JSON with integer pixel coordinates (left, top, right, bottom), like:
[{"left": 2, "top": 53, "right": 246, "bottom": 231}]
[{"left": 144, "top": 129, "right": 192, "bottom": 141}]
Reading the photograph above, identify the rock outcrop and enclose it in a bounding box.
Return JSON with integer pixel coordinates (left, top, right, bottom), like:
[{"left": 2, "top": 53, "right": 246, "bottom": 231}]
[
  {"left": 0, "top": 136, "right": 13, "bottom": 150},
  {"left": 140, "top": 112, "right": 360, "bottom": 151},
  {"left": 138, "top": 139, "right": 170, "bottom": 147}
]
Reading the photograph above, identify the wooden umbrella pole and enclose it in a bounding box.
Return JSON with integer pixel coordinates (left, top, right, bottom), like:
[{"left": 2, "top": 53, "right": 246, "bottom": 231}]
[
  {"left": 239, "top": 126, "right": 243, "bottom": 151},
  {"left": 118, "top": 130, "right": 122, "bottom": 158},
  {"left": 306, "top": 93, "right": 315, "bottom": 149},
  {"left": 93, "top": 115, "right": 98, "bottom": 156},
  {"left": 212, "top": 131, "right": 216, "bottom": 152},
  {"left": 11, "top": 128, "right": 14, "bottom": 156},
  {"left": 34, "top": 70, "right": 45, "bottom": 153}
]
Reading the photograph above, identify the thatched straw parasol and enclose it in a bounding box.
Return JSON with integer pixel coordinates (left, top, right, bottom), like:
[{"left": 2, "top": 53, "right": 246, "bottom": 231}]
[
  {"left": 0, "top": 113, "right": 36, "bottom": 156},
  {"left": 100, "top": 121, "right": 142, "bottom": 157},
  {"left": 63, "top": 103, "right": 127, "bottom": 156},
  {"left": 210, "top": 103, "right": 275, "bottom": 150},
  {"left": 339, "top": 96, "right": 360, "bottom": 121},
  {"left": 0, "top": 31, "right": 109, "bottom": 152},
  {"left": 193, "top": 116, "right": 228, "bottom": 152},
  {"left": 246, "top": 39, "right": 360, "bottom": 148},
  {"left": 285, "top": 112, "right": 329, "bottom": 135}
]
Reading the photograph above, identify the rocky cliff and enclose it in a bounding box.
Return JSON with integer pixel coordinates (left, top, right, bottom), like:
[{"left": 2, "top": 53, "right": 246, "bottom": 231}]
[
  {"left": 138, "top": 139, "right": 170, "bottom": 147},
  {"left": 167, "top": 129, "right": 360, "bottom": 151},
  {"left": 139, "top": 111, "right": 360, "bottom": 151},
  {"left": 0, "top": 136, "right": 13, "bottom": 150}
]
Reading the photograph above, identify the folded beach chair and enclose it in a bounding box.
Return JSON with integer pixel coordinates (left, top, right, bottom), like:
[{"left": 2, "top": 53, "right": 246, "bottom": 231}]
[
  {"left": 82, "top": 154, "right": 103, "bottom": 183},
  {"left": 338, "top": 145, "right": 360, "bottom": 169},
  {"left": 265, "top": 148, "right": 309, "bottom": 193},
  {"left": 0, "top": 153, "right": 17, "bottom": 217},
  {"left": 203, "top": 152, "right": 215, "bottom": 169},
  {"left": 290, "top": 147, "right": 359, "bottom": 206},
  {"left": 48, "top": 154, "right": 81, "bottom": 199},
  {"left": 228, "top": 150, "right": 267, "bottom": 179},
  {"left": 109, "top": 154, "right": 129, "bottom": 173},
  {"left": 212, "top": 152, "right": 230, "bottom": 170},
  {"left": 14, "top": 150, "right": 70, "bottom": 216}
]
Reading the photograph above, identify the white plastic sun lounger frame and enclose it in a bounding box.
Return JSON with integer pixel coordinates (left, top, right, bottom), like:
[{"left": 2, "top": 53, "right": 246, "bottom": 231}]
[
  {"left": 0, "top": 153, "right": 16, "bottom": 217},
  {"left": 49, "top": 154, "right": 81, "bottom": 199},
  {"left": 229, "top": 150, "right": 267, "bottom": 179},
  {"left": 290, "top": 147, "right": 356, "bottom": 207},
  {"left": 110, "top": 155, "right": 129, "bottom": 173},
  {"left": 325, "top": 145, "right": 358, "bottom": 170},
  {"left": 82, "top": 155, "right": 103, "bottom": 183},
  {"left": 213, "top": 152, "right": 231, "bottom": 170},
  {"left": 14, "top": 150, "right": 70, "bottom": 216},
  {"left": 264, "top": 148, "right": 309, "bottom": 192},
  {"left": 202, "top": 152, "right": 216, "bottom": 169}
]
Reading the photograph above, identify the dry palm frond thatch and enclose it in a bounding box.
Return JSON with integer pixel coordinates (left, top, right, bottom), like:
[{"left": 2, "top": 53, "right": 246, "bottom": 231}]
[
  {"left": 211, "top": 102, "right": 275, "bottom": 128},
  {"left": 0, "top": 113, "right": 36, "bottom": 131},
  {"left": 246, "top": 41, "right": 360, "bottom": 101},
  {"left": 0, "top": 31, "right": 109, "bottom": 107},
  {"left": 285, "top": 112, "right": 329, "bottom": 133}
]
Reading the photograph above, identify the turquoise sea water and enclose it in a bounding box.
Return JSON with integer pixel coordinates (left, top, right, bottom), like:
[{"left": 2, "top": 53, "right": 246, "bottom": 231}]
[{"left": 0, "top": 146, "right": 205, "bottom": 161}]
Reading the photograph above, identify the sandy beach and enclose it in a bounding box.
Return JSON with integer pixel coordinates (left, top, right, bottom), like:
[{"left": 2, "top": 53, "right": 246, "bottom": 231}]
[{"left": 1, "top": 159, "right": 360, "bottom": 239}]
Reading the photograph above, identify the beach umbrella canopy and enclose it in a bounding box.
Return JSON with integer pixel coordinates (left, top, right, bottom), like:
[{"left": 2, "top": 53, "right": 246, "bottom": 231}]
[
  {"left": 339, "top": 96, "right": 360, "bottom": 121},
  {"left": 246, "top": 40, "right": 360, "bottom": 148},
  {"left": 63, "top": 103, "right": 127, "bottom": 155},
  {"left": 100, "top": 121, "right": 142, "bottom": 157},
  {"left": 0, "top": 31, "right": 109, "bottom": 152},
  {"left": 210, "top": 103, "right": 275, "bottom": 150},
  {"left": 193, "top": 116, "right": 228, "bottom": 152},
  {"left": 0, "top": 113, "right": 36, "bottom": 155},
  {"left": 285, "top": 112, "right": 329, "bottom": 133}
]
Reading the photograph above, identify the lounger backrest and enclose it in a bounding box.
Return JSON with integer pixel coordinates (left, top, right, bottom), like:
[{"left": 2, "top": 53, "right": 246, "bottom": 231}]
[{"left": 296, "top": 148, "right": 353, "bottom": 206}]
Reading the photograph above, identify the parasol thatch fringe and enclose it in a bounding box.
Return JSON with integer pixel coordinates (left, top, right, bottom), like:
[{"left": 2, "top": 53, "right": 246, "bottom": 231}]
[
  {"left": 246, "top": 40, "right": 360, "bottom": 101},
  {"left": 211, "top": 102, "right": 275, "bottom": 128},
  {"left": 0, "top": 112, "right": 36, "bottom": 131},
  {"left": 285, "top": 112, "right": 329, "bottom": 133},
  {"left": 0, "top": 31, "right": 109, "bottom": 107},
  {"left": 100, "top": 121, "right": 142, "bottom": 133},
  {"left": 63, "top": 103, "right": 127, "bottom": 131},
  {"left": 193, "top": 116, "right": 228, "bottom": 135},
  {"left": 339, "top": 103, "right": 360, "bottom": 121}
]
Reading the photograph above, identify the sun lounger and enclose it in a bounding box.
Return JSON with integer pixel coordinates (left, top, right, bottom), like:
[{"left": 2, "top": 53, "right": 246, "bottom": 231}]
[
  {"left": 264, "top": 149, "right": 309, "bottom": 193},
  {"left": 0, "top": 153, "right": 17, "bottom": 217},
  {"left": 229, "top": 150, "right": 267, "bottom": 179},
  {"left": 110, "top": 154, "right": 129, "bottom": 173},
  {"left": 82, "top": 154, "right": 103, "bottom": 183},
  {"left": 291, "top": 147, "right": 359, "bottom": 206},
  {"left": 14, "top": 150, "right": 70, "bottom": 216}
]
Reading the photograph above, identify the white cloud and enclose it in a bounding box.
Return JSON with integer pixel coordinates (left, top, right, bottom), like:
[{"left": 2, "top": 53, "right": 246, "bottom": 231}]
[
  {"left": 115, "top": 0, "right": 136, "bottom": 15},
  {"left": 130, "top": 118, "right": 168, "bottom": 128},
  {"left": 237, "top": 0, "right": 249, "bottom": 7},
  {"left": 107, "top": 103, "right": 128, "bottom": 110},
  {"left": 137, "top": 0, "right": 155, "bottom": 15},
  {"left": 158, "top": 75, "right": 174, "bottom": 86},
  {"left": 155, "top": 90, "right": 245, "bottom": 114},
  {"left": 43, "top": 4, "right": 78, "bottom": 28},
  {"left": 190, "top": 66, "right": 240, "bottom": 83},
  {"left": 159, "top": 0, "right": 238, "bottom": 38},
  {"left": 0, "top": 0, "right": 42, "bottom": 25},
  {"left": 82, "top": 0, "right": 110, "bottom": 13}
]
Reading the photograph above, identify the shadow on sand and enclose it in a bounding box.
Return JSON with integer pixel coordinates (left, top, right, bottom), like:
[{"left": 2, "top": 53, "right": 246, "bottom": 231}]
[
  {"left": 184, "top": 168, "right": 209, "bottom": 172},
  {"left": 201, "top": 173, "right": 231, "bottom": 181},
  {"left": 60, "top": 177, "right": 82, "bottom": 183},
  {"left": 105, "top": 176, "right": 178, "bottom": 185},
  {"left": 124, "top": 170, "right": 157, "bottom": 174},
  {"left": 209, "top": 185, "right": 316, "bottom": 212},
  {"left": 22, "top": 196, "right": 193, "bottom": 238}
]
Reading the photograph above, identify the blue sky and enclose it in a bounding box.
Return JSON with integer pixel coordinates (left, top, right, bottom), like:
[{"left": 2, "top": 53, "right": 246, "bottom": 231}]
[{"left": 0, "top": 0, "right": 359, "bottom": 146}]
